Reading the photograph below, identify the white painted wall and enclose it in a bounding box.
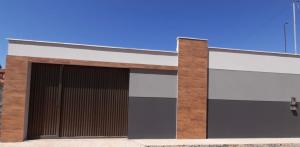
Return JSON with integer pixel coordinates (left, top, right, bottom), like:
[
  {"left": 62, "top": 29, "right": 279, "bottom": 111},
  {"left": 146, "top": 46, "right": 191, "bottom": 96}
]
[
  {"left": 11, "top": 39, "right": 300, "bottom": 74},
  {"left": 209, "top": 50, "right": 300, "bottom": 74},
  {"left": 8, "top": 43, "right": 178, "bottom": 66}
]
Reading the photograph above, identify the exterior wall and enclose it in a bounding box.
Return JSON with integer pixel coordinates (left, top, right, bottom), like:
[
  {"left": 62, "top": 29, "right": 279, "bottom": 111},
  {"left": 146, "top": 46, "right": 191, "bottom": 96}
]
[
  {"left": 7, "top": 38, "right": 300, "bottom": 140},
  {"left": 208, "top": 100, "right": 300, "bottom": 138},
  {"left": 9, "top": 39, "right": 177, "bottom": 67},
  {"left": 209, "top": 69, "right": 300, "bottom": 102},
  {"left": 209, "top": 49, "right": 300, "bottom": 74},
  {"left": 0, "top": 72, "right": 3, "bottom": 135},
  {"left": 128, "top": 69, "right": 177, "bottom": 139},
  {"left": 208, "top": 49, "right": 300, "bottom": 138},
  {"left": 1, "top": 54, "right": 177, "bottom": 141},
  {"left": 7, "top": 55, "right": 177, "bottom": 71},
  {"left": 177, "top": 38, "right": 208, "bottom": 139},
  {"left": 1, "top": 56, "right": 30, "bottom": 142}
]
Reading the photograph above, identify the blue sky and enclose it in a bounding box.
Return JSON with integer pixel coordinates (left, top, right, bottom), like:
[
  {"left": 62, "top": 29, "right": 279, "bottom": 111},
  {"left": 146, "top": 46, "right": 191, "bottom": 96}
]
[{"left": 0, "top": 0, "right": 299, "bottom": 67}]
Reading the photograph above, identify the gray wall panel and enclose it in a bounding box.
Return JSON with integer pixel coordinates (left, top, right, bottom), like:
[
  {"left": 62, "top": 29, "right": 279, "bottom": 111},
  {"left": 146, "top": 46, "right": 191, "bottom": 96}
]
[
  {"left": 129, "top": 69, "right": 177, "bottom": 98},
  {"left": 209, "top": 69, "right": 300, "bottom": 102},
  {"left": 208, "top": 99, "right": 300, "bottom": 138},
  {"left": 128, "top": 97, "right": 176, "bottom": 139}
]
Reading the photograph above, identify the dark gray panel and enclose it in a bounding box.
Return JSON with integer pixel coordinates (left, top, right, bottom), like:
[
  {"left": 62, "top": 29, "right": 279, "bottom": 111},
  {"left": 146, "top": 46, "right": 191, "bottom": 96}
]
[
  {"left": 130, "top": 69, "right": 177, "bottom": 75},
  {"left": 208, "top": 99, "right": 300, "bottom": 138},
  {"left": 209, "top": 69, "right": 300, "bottom": 102},
  {"left": 128, "top": 97, "right": 176, "bottom": 139}
]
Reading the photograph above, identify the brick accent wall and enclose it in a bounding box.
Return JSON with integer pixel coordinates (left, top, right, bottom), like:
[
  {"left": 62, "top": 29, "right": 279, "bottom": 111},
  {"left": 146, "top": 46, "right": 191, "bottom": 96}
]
[
  {"left": 176, "top": 38, "right": 208, "bottom": 139},
  {"left": 1, "top": 56, "right": 30, "bottom": 142}
]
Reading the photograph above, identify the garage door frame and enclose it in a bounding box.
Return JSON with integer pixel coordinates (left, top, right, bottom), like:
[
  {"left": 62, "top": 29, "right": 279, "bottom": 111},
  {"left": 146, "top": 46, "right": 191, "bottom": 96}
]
[{"left": 27, "top": 63, "right": 129, "bottom": 139}]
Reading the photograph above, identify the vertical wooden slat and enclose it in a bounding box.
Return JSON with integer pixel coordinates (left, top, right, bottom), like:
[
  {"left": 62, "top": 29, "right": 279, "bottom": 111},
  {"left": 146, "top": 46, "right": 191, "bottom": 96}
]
[
  {"left": 27, "top": 63, "right": 61, "bottom": 139},
  {"left": 59, "top": 65, "right": 129, "bottom": 137},
  {"left": 28, "top": 63, "right": 129, "bottom": 138},
  {"left": 55, "top": 65, "right": 64, "bottom": 136}
]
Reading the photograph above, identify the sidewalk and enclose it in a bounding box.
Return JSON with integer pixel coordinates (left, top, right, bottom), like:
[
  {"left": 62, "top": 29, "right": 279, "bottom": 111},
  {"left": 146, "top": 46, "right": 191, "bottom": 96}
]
[
  {"left": 2, "top": 138, "right": 300, "bottom": 147},
  {"left": 0, "top": 138, "right": 142, "bottom": 147},
  {"left": 136, "top": 138, "right": 300, "bottom": 147}
]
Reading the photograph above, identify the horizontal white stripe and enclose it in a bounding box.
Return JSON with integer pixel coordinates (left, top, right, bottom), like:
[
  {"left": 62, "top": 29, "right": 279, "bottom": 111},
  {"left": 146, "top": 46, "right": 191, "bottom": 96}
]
[
  {"left": 209, "top": 50, "right": 300, "bottom": 74},
  {"left": 8, "top": 43, "right": 178, "bottom": 66},
  {"left": 8, "top": 38, "right": 178, "bottom": 54}
]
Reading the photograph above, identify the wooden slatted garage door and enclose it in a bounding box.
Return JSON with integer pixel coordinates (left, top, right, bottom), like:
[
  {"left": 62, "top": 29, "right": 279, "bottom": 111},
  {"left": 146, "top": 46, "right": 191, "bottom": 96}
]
[
  {"left": 27, "top": 63, "right": 61, "bottom": 138},
  {"left": 27, "top": 63, "right": 129, "bottom": 139}
]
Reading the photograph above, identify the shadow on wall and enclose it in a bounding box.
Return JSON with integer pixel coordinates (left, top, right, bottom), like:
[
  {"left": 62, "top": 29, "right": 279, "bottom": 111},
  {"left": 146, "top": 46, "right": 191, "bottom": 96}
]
[
  {"left": 291, "top": 105, "right": 298, "bottom": 116},
  {"left": 292, "top": 110, "right": 298, "bottom": 116}
]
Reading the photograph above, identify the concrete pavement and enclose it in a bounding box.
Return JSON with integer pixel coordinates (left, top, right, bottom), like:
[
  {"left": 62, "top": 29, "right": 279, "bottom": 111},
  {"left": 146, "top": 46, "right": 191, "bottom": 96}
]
[{"left": 2, "top": 138, "right": 300, "bottom": 147}]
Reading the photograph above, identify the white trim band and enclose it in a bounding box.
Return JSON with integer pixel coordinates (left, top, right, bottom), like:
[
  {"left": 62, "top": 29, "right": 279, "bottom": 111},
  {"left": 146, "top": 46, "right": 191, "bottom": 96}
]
[
  {"left": 8, "top": 43, "right": 178, "bottom": 66},
  {"left": 209, "top": 50, "right": 300, "bottom": 74}
]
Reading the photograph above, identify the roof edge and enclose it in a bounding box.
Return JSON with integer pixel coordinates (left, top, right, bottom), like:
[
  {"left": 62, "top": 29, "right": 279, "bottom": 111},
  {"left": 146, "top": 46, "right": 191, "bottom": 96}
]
[
  {"left": 209, "top": 47, "right": 300, "bottom": 58},
  {"left": 177, "top": 37, "right": 208, "bottom": 41}
]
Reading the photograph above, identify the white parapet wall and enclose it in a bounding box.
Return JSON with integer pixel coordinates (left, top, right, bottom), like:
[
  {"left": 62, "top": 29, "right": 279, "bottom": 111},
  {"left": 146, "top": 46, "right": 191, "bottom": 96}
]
[
  {"left": 8, "top": 39, "right": 178, "bottom": 67},
  {"left": 209, "top": 47, "right": 300, "bottom": 74}
]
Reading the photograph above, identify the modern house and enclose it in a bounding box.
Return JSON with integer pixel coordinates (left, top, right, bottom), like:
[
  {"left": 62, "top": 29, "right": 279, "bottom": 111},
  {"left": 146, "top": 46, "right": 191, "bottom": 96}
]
[{"left": 1, "top": 37, "right": 300, "bottom": 142}]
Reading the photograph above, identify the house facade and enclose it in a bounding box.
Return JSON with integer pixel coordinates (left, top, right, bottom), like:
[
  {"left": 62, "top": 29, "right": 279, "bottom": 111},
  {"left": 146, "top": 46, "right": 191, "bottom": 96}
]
[{"left": 1, "top": 37, "right": 300, "bottom": 142}]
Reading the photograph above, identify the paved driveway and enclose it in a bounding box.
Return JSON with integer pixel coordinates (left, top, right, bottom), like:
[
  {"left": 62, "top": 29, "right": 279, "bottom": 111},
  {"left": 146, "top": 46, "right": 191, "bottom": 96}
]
[
  {"left": 2, "top": 138, "right": 300, "bottom": 147},
  {"left": 0, "top": 138, "right": 143, "bottom": 147}
]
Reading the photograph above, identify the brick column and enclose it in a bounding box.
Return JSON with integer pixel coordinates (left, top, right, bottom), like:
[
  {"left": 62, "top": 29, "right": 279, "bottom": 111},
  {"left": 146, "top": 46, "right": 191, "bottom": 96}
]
[
  {"left": 176, "top": 37, "right": 208, "bottom": 139},
  {"left": 1, "top": 56, "right": 30, "bottom": 142}
]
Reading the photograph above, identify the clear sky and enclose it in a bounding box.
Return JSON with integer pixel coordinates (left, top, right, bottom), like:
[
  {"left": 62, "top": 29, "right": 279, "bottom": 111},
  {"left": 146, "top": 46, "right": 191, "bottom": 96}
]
[{"left": 0, "top": 0, "right": 299, "bottom": 67}]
